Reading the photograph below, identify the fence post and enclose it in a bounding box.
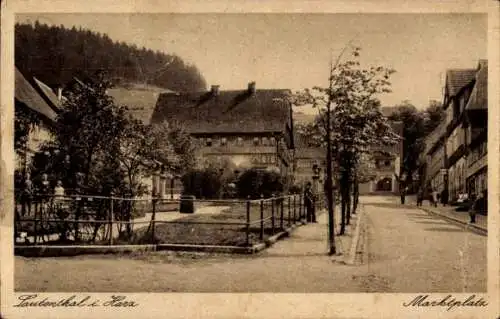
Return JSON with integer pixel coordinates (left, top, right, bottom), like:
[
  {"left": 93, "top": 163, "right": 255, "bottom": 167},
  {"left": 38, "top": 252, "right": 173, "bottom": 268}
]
[
  {"left": 33, "top": 201, "right": 38, "bottom": 245},
  {"left": 293, "top": 195, "right": 296, "bottom": 223},
  {"left": 280, "top": 196, "right": 284, "bottom": 230},
  {"left": 288, "top": 196, "right": 291, "bottom": 227},
  {"left": 271, "top": 195, "right": 275, "bottom": 234},
  {"left": 151, "top": 196, "right": 157, "bottom": 244},
  {"left": 246, "top": 196, "right": 251, "bottom": 246},
  {"left": 260, "top": 194, "right": 264, "bottom": 240},
  {"left": 109, "top": 194, "right": 114, "bottom": 246}
]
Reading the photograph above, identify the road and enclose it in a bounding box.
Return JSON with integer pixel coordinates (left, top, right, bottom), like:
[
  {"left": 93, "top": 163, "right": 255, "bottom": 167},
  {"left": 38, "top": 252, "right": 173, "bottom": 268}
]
[
  {"left": 356, "top": 196, "right": 487, "bottom": 292},
  {"left": 14, "top": 196, "right": 486, "bottom": 292}
]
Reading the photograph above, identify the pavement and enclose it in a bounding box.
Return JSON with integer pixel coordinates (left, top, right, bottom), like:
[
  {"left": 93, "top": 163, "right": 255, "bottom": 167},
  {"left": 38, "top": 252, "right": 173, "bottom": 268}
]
[
  {"left": 405, "top": 196, "right": 487, "bottom": 233},
  {"left": 261, "top": 205, "right": 362, "bottom": 264},
  {"left": 15, "top": 195, "right": 486, "bottom": 292}
]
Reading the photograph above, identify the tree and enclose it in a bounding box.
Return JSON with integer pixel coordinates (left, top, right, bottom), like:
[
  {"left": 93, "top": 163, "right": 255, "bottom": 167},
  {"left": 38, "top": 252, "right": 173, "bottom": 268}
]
[
  {"left": 388, "top": 101, "right": 426, "bottom": 188},
  {"left": 15, "top": 22, "right": 207, "bottom": 92},
  {"left": 51, "top": 72, "right": 131, "bottom": 240},
  {"left": 290, "top": 47, "right": 399, "bottom": 253},
  {"left": 388, "top": 100, "right": 445, "bottom": 190},
  {"left": 155, "top": 120, "right": 197, "bottom": 175}
]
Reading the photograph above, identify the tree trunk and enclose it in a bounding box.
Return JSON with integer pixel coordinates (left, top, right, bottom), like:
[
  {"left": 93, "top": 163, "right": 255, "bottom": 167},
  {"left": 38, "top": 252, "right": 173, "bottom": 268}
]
[
  {"left": 346, "top": 188, "right": 351, "bottom": 226},
  {"left": 340, "top": 190, "right": 346, "bottom": 235},
  {"left": 352, "top": 175, "right": 359, "bottom": 215},
  {"left": 325, "top": 101, "right": 336, "bottom": 255}
]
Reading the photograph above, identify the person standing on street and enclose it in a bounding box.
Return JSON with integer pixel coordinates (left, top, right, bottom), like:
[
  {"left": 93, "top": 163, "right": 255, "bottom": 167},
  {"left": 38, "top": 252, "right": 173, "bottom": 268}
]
[
  {"left": 400, "top": 185, "right": 406, "bottom": 205},
  {"left": 468, "top": 192, "right": 478, "bottom": 224},
  {"left": 416, "top": 188, "right": 424, "bottom": 207},
  {"left": 441, "top": 189, "right": 448, "bottom": 206},
  {"left": 304, "top": 182, "right": 316, "bottom": 223}
]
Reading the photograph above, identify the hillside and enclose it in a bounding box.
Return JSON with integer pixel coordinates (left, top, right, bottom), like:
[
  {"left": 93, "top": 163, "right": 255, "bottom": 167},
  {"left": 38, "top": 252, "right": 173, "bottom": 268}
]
[{"left": 15, "top": 22, "right": 207, "bottom": 92}]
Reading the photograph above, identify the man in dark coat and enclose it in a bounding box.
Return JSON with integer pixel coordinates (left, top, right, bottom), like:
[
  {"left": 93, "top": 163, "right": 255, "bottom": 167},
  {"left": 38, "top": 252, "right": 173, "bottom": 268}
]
[{"left": 304, "top": 182, "right": 316, "bottom": 223}]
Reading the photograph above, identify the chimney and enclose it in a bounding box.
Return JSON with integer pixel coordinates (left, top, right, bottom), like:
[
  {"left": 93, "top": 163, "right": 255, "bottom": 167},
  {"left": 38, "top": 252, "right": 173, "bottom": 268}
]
[
  {"left": 57, "top": 87, "right": 63, "bottom": 101},
  {"left": 248, "top": 81, "right": 256, "bottom": 94},
  {"left": 211, "top": 85, "right": 220, "bottom": 96}
]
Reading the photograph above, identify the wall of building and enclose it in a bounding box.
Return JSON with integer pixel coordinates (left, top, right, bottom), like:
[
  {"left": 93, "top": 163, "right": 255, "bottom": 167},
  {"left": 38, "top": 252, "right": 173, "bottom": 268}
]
[
  {"left": 192, "top": 134, "right": 294, "bottom": 182},
  {"left": 448, "top": 156, "right": 467, "bottom": 201}
]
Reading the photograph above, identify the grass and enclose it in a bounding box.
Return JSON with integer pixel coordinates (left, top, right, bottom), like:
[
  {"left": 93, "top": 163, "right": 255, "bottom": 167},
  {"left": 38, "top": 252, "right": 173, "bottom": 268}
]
[
  {"left": 131, "top": 200, "right": 304, "bottom": 247},
  {"left": 15, "top": 198, "right": 306, "bottom": 247}
]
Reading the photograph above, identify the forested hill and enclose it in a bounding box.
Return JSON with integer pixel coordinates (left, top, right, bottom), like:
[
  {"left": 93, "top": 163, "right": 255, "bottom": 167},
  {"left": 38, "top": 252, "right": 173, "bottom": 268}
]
[{"left": 15, "top": 22, "right": 207, "bottom": 92}]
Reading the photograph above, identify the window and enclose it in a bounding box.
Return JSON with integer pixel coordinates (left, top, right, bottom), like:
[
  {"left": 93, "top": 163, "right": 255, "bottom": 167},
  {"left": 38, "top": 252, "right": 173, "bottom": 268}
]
[
  {"left": 253, "top": 137, "right": 259, "bottom": 146},
  {"left": 221, "top": 137, "right": 227, "bottom": 146},
  {"left": 206, "top": 138, "right": 212, "bottom": 147},
  {"left": 384, "top": 160, "right": 391, "bottom": 167},
  {"left": 262, "top": 137, "right": 269, "bottom": 146},
  {"left": 270, "top": 137, "right": 276, "bottom": 144},
  {"left": 237, "top": 137, "right": 243, "bottom": 146}
]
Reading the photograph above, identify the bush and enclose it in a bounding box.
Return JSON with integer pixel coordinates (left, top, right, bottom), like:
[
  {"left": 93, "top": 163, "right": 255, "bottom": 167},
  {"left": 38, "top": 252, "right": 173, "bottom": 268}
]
[
  {"left": 236, "top": 168, "right": 285, "bottom": 199},
  {"left": 181, "top": 168, "right": 224, "bottom": 199}
]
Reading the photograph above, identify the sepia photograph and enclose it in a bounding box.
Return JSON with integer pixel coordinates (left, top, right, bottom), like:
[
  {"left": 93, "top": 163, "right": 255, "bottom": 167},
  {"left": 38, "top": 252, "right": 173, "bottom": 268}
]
[
  {"left": 10, "top": 12, "right": 489, "bottom": 294},
  {"left": 2, "top": 2, "right": 498, "bottom": 318}
]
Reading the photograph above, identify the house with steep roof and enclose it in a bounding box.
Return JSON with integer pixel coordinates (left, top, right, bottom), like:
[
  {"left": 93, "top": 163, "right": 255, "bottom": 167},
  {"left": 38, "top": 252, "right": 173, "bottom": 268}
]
[
  {"left": 151, "top": 82, "right": 295, "bottom": 182},
  {"left": 15, "top": 67, "right": 60, "bottom": 174},
  {"left": 464, "top": 60, "right": 488, "bottom": 197},
  {"left": 443, "top": 67, "right": 478, "bottom": 202},
  {"left": 419, "top": 61, "right": 487, "bottom": 203},
  {"left": 107, "top": 83, "right": 176, "bottom": 124}
]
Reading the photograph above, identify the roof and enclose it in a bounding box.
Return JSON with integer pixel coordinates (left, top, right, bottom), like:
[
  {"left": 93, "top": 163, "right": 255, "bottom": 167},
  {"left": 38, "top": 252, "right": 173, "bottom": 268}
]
[
  {"left": 15, "top": 68, "right": 57, "bottom": 122},
  {"left": 33, "top": 77, "right": 62, "bottom": 111},
  {"left": 151, "top": 89, "right": 292, "bottom": 134},
  {"left": 466, "top": 60, "right": 488, "bottom": 111},
  {"left": 445, "top": 69, "right": 477, "bottom": 97},
  {"left": 107, "top": 87, "right": 165, "bottom": 124}
]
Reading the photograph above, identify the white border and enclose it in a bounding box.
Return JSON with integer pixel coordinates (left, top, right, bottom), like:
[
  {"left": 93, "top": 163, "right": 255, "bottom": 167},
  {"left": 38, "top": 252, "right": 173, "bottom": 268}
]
[{"left": 1, "top": 1, "right": 498, "bottom": 319}]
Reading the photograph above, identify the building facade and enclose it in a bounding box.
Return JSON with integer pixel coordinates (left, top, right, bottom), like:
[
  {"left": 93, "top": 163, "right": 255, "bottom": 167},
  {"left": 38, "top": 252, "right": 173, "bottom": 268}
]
[
  {"left": 293, "top": 133, "right": 326, "bottom": 192},
  {"left": 420, "top": 60, "right": 487, "bottom": 203},
  {"left": 15, "top": 67, "right": 60, "bottom": 175},
  {"left": 358, "top": 119, "right": 403, "bottom": 194},
  {"left": 465, "top": 60, "right": 488, "bottom": 196},
  {"left": 151, "top": 82, "right": 295, "bottom": 190}
]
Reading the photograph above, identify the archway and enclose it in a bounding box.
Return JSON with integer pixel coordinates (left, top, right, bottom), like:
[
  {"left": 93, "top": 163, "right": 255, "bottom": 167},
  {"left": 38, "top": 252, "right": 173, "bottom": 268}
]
[{"left": 376, "top": 177, "right": 393, "bottom": 192}]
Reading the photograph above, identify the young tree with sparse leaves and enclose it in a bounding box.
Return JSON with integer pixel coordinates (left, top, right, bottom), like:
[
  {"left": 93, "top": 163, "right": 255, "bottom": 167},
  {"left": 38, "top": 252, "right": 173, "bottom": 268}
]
[{"left": 289, "top": 46, "right": 399, "bottom": 252}]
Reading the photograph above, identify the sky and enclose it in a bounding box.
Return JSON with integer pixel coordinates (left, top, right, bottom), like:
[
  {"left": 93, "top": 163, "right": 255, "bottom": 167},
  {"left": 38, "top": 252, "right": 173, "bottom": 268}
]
[{"left": 17, "top": 13, "right": 487, "bottom": 112}]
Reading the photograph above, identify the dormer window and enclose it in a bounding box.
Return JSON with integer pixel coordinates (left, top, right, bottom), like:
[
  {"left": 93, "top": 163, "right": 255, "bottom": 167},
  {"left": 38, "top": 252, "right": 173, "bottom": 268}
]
[
  {"left": 221, "top": 137, "right": 227, "bottom": 146},
  {"left": 206, "top": 138, "right": 212, "bottom": 147}
]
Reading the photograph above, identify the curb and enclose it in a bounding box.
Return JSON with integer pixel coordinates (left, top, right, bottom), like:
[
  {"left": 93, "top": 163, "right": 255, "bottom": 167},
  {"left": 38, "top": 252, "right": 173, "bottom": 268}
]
[
  {"left": 15, "top": 221, "right": 308, "bottom": 257},
  {"left": 419, "top": 207, "right": 487, "bottom": 236},
  {"left": 344, "top": 204, "right": 364, "bottom": 265},
  {"left": 14, "top": 244, "right": 157, "bottom": 257}
]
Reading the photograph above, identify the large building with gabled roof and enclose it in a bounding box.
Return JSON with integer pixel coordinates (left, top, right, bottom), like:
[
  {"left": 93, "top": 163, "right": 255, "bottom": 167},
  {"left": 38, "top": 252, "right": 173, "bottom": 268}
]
[{"left": 150, "top": 82, "right": 295, "bottom": 179}]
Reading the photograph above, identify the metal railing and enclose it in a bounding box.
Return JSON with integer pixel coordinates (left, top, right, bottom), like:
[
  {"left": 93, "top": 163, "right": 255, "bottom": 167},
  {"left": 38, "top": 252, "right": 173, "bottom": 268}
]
[{"left": 14, "top": 193, "right": 324, "bottom": 247}]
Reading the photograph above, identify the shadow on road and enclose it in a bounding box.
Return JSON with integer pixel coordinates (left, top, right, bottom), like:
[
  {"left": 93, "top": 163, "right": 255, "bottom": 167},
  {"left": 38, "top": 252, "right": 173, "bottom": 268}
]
[
  {"left": 413, "top": 220, "right": 449, "bottom": 225},
  {"left": 424, "top": 227, "right": 465, "bottom": 233},
  {"left": 364, "top": 203, "right": 420, "bottom": 210}
]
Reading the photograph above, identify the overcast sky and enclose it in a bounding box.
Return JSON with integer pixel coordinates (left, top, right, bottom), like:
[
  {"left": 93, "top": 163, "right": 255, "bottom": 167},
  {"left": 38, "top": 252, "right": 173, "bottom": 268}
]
[{"left": 17, "top": 13, "right": 486, "bottom": 112}]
